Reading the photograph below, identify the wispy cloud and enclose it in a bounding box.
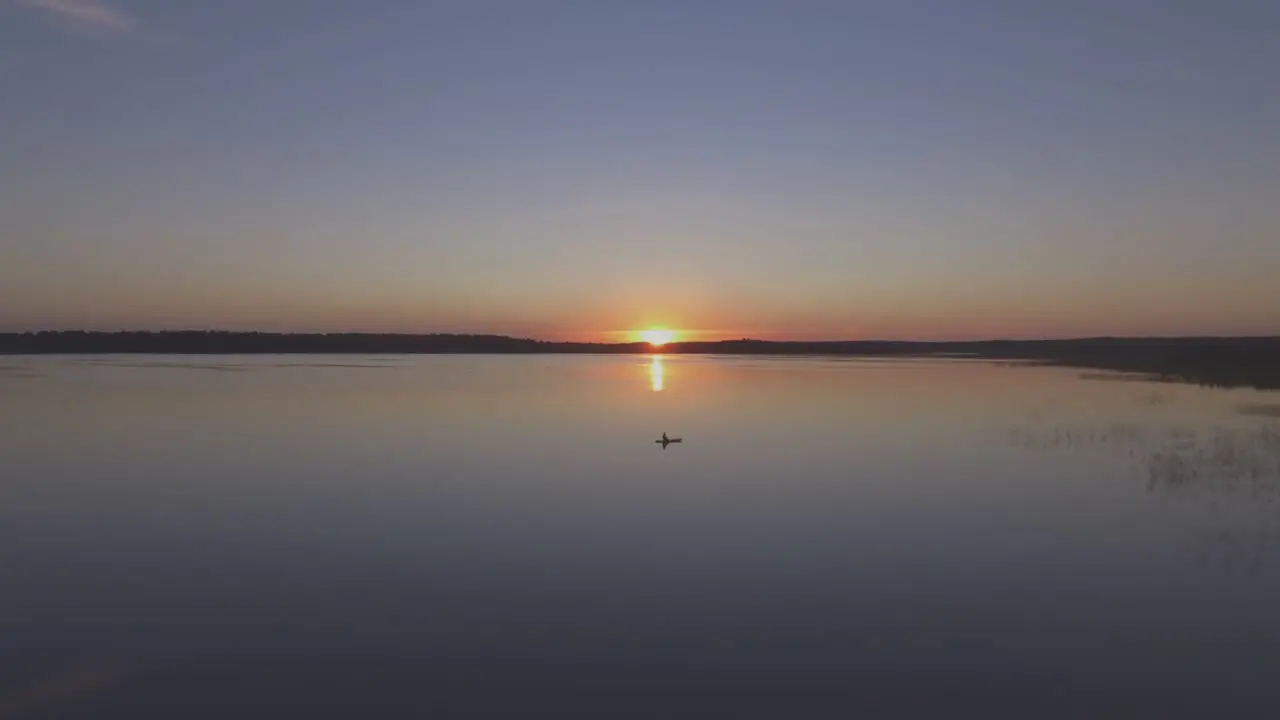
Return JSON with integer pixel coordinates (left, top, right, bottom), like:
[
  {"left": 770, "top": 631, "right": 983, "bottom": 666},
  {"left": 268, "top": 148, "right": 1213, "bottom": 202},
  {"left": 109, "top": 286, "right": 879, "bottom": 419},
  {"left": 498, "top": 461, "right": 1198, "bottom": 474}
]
[{"left": 18, "top": 0, "right": 136, "bottom": 33}]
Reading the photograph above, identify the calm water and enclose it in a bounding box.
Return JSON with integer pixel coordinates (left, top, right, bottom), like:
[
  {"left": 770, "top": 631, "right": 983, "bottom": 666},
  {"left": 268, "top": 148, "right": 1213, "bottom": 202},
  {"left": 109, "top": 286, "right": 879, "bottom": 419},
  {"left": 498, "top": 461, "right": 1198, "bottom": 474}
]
[{"left": 3, "top": 355, "right": 1280, "bottom": 718}]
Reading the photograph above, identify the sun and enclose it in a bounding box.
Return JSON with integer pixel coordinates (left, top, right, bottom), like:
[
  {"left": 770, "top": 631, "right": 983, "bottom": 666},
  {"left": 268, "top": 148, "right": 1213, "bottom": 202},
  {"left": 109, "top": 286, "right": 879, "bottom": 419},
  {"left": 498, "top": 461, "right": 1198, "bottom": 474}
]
[{"left": 639, "top": 328, "right": 676, "bottom": 347}]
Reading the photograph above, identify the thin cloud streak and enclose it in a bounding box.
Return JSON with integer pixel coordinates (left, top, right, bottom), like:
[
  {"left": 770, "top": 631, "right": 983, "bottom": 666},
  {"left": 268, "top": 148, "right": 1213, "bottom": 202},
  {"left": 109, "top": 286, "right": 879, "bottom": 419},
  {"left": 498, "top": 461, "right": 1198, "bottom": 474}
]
[{"left": 19, "top": 0, "right": 135, "bottom": 32}]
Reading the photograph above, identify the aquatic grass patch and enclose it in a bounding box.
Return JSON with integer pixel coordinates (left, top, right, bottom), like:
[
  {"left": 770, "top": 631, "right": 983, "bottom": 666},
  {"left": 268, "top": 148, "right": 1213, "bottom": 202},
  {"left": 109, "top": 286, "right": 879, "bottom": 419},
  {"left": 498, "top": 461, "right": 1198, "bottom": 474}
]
[{"left": 1239, "top": 404, "right": 1280, "bottom": 419}]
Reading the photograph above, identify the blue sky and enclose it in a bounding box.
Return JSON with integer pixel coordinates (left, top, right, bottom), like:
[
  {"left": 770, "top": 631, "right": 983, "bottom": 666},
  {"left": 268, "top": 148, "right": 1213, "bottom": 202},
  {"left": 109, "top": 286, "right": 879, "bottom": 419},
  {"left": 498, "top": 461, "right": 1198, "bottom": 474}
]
[{"left": 2, "top": 0, "right": 1278, "bottom": 339}]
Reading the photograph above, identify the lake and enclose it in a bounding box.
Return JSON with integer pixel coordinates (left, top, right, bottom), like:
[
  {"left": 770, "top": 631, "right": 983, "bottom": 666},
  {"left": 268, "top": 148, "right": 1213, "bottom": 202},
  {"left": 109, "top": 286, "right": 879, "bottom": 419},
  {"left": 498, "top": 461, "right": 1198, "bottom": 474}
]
[{"left": 3, "top": 355, "right": 1279, "bottom": 718}]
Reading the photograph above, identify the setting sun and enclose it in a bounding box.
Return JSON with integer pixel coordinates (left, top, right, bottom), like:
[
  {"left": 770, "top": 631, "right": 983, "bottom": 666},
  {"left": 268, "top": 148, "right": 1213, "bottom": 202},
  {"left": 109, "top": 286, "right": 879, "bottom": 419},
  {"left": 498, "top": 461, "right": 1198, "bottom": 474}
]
[{"left": 640, "top": 329, "right": 676, "bottom": 347}]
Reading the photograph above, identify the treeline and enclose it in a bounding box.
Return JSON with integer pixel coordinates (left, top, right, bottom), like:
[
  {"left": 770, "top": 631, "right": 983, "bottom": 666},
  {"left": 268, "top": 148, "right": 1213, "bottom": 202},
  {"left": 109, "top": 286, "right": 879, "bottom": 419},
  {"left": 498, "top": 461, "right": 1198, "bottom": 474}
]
[
  {"left": 3, "top": 331, "right": 1279, "bottom": 389},
  {"left": 959, "top": 336, "right": 1280, "bottom": 390},
  {"left": 0, "top": 331, "right": 641, "bottom": 355},
  {"left": 0, "top": 332, "right": 981, "bottom": 355},
  {"left": 672, "top": 337, "right": 1280, "bottom": 389}
]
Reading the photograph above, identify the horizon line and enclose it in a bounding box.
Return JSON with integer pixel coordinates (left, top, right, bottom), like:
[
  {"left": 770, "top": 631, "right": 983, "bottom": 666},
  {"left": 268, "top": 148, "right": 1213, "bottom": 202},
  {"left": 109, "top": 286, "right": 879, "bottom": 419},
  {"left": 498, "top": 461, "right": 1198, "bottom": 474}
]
[{"left": 4, "top": 329, "right": 1279, "bottom": 344}]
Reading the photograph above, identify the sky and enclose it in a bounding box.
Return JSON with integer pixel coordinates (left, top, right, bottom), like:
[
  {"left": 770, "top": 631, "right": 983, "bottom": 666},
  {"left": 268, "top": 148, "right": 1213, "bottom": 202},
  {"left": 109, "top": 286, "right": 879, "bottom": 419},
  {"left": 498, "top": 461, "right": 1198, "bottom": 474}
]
[{"left": 2, "top": 0, "right": 1278, "bottom": 341}]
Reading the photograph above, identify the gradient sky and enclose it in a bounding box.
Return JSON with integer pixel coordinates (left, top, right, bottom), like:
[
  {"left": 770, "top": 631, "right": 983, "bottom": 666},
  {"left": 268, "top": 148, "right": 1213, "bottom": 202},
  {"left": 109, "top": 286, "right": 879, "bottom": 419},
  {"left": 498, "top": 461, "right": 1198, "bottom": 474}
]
[{"left": 3, "top": 0, "right": 1278, "bottom": 340}]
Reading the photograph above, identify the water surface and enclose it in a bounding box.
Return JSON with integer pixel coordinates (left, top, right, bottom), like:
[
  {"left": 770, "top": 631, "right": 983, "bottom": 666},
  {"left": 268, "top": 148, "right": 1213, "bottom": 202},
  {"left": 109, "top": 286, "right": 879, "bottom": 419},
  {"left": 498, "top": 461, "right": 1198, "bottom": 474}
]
[{"left": 2, "top": 355, "right": 1279, "bottom": 717}]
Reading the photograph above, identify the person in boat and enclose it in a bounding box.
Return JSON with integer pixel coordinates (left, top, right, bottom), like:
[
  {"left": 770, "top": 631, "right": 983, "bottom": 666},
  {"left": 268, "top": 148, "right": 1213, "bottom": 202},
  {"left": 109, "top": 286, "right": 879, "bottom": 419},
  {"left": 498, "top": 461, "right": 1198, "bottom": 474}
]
[{"left": 662, "top": 432, "right": 669, "bottom": 442}]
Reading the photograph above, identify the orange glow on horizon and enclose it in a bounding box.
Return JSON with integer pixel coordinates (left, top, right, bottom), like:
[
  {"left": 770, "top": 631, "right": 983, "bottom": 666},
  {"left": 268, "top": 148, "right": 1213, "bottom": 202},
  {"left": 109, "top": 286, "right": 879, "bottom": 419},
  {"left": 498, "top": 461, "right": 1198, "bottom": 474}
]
[{"left": 637, "top": 328, "right": 677, "bottom": 347}]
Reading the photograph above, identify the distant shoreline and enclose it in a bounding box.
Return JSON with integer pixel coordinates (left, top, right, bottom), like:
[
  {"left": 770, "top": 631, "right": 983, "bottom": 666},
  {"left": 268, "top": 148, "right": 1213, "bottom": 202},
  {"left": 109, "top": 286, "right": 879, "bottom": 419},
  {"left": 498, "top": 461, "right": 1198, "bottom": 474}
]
[{"left": 4, "top": 331, "right": 1280, "bottom": 390}]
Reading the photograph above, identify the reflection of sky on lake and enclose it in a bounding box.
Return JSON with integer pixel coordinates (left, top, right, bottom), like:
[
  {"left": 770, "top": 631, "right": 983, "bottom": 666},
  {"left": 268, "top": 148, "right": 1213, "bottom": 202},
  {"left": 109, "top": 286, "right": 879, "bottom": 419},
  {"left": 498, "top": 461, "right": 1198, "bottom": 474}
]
[{"left": 2, "top": 356, "right": 1280, "bottom": 717}]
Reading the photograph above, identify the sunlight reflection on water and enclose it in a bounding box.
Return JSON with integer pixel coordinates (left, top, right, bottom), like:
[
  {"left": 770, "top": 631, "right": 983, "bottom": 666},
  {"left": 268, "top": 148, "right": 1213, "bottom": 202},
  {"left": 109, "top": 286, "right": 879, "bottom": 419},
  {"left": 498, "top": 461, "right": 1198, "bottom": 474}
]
[{"left": 649, "top": 354, "right": 664, "bottom": 392}]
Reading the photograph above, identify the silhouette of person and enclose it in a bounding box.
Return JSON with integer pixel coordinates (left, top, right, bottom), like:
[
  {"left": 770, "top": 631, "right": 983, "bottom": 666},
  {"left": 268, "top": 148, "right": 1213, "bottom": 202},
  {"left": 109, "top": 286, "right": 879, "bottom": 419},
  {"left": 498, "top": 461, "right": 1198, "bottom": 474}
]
[{"left": 662, "top": 432, "right": 669, "bottom": 442}]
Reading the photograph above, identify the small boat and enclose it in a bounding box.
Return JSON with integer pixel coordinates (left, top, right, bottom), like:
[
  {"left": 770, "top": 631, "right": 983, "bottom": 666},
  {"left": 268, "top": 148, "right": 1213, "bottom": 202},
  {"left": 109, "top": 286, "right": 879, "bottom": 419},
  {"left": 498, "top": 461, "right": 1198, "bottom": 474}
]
[{"left": 656, "top": 433, "right": 683, "bottom": 448}]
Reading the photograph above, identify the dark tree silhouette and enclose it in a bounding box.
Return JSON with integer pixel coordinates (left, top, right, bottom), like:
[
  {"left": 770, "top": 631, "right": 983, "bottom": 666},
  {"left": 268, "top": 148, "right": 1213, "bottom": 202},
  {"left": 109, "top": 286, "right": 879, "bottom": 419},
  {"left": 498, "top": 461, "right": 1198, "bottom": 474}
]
[{"left": 4, "top": 331, "right": 1279, "bottom": 389}]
